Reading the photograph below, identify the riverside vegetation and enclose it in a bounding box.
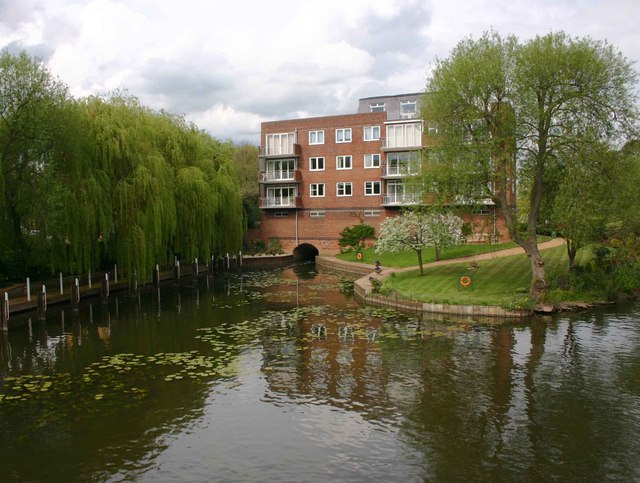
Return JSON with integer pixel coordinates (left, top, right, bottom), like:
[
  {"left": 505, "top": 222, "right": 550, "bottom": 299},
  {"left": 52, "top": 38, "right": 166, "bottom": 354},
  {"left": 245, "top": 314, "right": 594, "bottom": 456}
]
[{"left": 0, "top": 51, "right": 244, "bottom": 284}]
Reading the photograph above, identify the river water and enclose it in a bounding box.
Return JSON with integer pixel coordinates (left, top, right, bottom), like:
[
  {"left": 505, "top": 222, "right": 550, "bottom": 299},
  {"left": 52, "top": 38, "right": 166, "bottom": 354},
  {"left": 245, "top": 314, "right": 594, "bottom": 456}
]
[{"left": 0, "top": 263, "right": 638, "bottom": 482}]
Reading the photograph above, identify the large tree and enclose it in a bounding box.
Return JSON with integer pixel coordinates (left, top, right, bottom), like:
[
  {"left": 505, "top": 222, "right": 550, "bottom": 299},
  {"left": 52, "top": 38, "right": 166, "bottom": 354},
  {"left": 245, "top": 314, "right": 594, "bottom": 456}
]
[
  {"left": 424, "top": 31, "right": 638, "bottom": 301},
  {"left": 0, "top": 50, "right": 70, "bottom": 271}
]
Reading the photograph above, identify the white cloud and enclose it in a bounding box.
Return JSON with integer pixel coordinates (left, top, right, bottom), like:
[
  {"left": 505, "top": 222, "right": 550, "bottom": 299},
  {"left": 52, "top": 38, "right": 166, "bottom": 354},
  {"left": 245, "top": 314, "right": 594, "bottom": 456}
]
[{"left": 1, "top": 0, "right": 638, "bottom": 143}]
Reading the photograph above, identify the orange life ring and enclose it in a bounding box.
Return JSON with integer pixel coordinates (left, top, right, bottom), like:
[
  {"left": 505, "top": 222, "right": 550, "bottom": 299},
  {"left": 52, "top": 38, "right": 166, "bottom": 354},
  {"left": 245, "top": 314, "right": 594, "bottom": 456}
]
[
  {"left": 356, "top": 252, "right": 363, "bottom": 261},
  {"left": 460, "top": 275, "right": 472, "bottom": 287}
]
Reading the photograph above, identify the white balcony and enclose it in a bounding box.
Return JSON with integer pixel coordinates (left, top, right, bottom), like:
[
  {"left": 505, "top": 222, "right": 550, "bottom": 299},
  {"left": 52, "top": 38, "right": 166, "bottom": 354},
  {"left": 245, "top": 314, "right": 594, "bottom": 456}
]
[
  {"left": 382, "top": 193, "right": 422, "bottom": 206},
  {"left": 259, "top": 196, "right": 302, "bottom": 209},
  {"left": 381, "top": 163, "right": 421, "bottom": 178},
  {"left": 259, "top": 170, "right": 302, "bottom": 183}
]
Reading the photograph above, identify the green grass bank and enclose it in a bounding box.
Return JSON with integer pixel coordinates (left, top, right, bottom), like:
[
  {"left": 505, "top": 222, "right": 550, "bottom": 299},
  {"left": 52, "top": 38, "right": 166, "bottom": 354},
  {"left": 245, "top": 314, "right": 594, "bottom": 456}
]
[{"left": 383, "top": 245, "right": 592, "bottom": 308}]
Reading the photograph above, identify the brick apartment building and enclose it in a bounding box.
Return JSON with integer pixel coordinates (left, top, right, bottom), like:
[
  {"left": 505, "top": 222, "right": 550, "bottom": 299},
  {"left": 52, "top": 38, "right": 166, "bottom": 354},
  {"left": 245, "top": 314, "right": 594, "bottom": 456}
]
[{"left": 257, "top": 93, "right": 509, "bottom": 255}]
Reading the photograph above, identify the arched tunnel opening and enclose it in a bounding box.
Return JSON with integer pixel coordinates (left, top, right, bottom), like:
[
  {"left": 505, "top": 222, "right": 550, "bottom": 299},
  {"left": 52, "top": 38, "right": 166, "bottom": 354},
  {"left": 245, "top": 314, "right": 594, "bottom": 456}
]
[{"left": 293, "top": 243, "right": 319, "bottom": 261}]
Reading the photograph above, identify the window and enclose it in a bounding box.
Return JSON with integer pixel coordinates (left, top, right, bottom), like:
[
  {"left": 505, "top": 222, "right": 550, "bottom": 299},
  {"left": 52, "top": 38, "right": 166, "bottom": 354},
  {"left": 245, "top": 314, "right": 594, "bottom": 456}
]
[
  {"left": 364, "top": 126, "right": 380, "bottom": 141},
  {"left": 336, "top": 182, "right": 352, "bottom": 197},
  {"left": 274, "top": 212, "right": 289, "bottom": 218},
  {"left": 266, "top": 185, "right": 297, "bottom": 207},
  {"left": 265, "top": 132, "right": 295, "bottom": 155},
  {"left": 386, "top": 122, "right": 422, "bottom": 148},
  {"left": 336, "top": 128, "right": 352, "bottom": 143},
  {"left": 386, "top": 152, "right": 421, "bottom": 176},
  {"left": 472, "top": 206, "right": 491, "bottom": 215},
  {"left": 309, "top": 130, "right": 324, "bottom": 145},
  {"left": 265, "top": 158, "right": 295, "bottom": 181},
  {"left": 400, "top": 101, "right": 417, "bottom": 118},
  {"left": 310, "top": 183, "right": 325, "bottom": 197},
  {"left": 370, "top": 103, "right": 385, "bottom": 112},
  {"left": 309, "top": 210, "right": 325, "bottom": 218},
  {"left": 364, "top": 181, "right": 381, "bottom": 196},
  {"left": 427, "top": 122, "right": 439, "bottom": 136},
  {"left": 364, "top": 210, "right": 380, "bottom": 217},
  {"left": 364, "top": 153, "right": 381, "bottom": 169},
  {"left": 309, "top": 157, "right": 325, "bottom": 171},
  {"left": 336, "top": 155, "right": 352, "bottom": 170}
]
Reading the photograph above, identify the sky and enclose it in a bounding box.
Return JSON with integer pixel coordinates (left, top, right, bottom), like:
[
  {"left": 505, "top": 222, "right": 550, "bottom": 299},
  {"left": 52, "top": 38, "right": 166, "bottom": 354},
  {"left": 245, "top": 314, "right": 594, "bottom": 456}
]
[{"left": 1, "top": 0, "right": 639, "bottom": 143}]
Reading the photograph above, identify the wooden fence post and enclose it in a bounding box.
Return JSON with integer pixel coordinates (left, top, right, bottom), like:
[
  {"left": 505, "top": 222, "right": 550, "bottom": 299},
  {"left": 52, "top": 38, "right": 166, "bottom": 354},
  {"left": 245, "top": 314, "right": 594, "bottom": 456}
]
[
  {"left": 101, "top": 274, "right": 109, "bottom": 303},
  {"left": 38, "top": 285, "right": 47, "bottom": 321},
  {"left": 71, "top": 278, "right": 80, "bottom": 313},
  {"left": 1, "top": 292, "right": 9, "bottom": 331}
]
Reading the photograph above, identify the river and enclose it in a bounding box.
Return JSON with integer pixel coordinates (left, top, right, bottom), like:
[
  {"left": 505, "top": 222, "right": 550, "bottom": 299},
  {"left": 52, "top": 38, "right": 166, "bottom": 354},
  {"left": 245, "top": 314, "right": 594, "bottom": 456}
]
[{"left": 0, "top": 263, "right": 638, "bottom": 482}]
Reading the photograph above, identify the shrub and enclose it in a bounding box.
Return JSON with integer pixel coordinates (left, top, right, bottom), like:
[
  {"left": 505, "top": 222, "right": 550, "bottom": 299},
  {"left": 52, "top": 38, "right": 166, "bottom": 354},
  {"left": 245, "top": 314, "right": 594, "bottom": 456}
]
[{"left": 266, "top": 237, "right": 284, "bottom": 255}]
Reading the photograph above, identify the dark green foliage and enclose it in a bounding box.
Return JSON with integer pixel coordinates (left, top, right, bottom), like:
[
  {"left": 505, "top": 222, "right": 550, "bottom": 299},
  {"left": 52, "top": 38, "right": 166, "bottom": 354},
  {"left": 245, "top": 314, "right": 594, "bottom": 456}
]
[
  {"left": 339, "top": 223, "right": 375, "bottom": 251},
  {"left": 266, "top": 237, "right": 283, "bottom": 255}
]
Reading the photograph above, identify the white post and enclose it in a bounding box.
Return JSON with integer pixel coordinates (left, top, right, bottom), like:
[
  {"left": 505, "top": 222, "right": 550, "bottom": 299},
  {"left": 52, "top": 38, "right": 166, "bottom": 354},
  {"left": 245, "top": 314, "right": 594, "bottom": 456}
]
[
  {"left": 26, "top": 277, "right": 31, "bottom": 302},
  {"left": 3, "top": 292, "right": 9, "bottom": 321},
  {"left": 88, "top": 270, "right": 92, "bottom": 289},
  {"left": 59, "top": 272, "right": 63, "bottom": 295}
]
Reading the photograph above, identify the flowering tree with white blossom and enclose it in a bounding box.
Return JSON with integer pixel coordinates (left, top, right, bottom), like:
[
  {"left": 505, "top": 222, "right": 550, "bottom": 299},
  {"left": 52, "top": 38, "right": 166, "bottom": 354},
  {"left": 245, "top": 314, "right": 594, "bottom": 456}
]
[{"left": 375, "top": 211, "right": 463, "bottom": 275}]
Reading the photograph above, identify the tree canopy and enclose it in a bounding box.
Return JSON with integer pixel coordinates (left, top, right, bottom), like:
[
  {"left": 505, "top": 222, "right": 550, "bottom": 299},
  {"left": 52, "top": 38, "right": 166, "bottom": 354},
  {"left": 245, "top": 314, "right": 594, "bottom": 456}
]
[
  {"left": 0, "top": 51, "right": 244, "bottom": 281},
  {"left": 423, "top": 31, "right": 639, "bottom": 300},
  {"left": 376, "top": 210, "right": 463, "bottom": 275}
]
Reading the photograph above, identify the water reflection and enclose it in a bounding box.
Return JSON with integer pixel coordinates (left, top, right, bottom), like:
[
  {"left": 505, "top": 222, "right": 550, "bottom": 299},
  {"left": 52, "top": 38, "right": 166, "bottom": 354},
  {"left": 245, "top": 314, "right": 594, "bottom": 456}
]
[{"left": 0, "top": 266, "right": 638, "bottom": 481}]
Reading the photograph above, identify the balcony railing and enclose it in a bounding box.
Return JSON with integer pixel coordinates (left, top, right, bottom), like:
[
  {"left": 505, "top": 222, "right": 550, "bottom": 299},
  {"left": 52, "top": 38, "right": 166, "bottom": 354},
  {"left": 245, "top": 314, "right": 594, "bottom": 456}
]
[
  {"left": 382, "top": 193, "right": 422, "bottom": 206},
  {"left": 259, "top": 170, "right": 302, "bottom": 183},
  {"left": 380, "top": 137, "right": 423, "bottom": 150},
  {"left": 259, "top": 195, "right": 302, "bottom": 209},
  {"left": 258, "top": 143, "right": 302, "bottom": 157},
  {"left": 381, "top": 164, "right": 421, "bottom": 177}
]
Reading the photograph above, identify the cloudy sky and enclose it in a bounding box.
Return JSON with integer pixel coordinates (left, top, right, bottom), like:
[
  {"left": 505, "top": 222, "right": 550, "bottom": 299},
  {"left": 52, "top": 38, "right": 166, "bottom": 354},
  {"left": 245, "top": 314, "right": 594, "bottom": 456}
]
[{"left": 1, "top": 0, "right": 639, "bottom": 143}]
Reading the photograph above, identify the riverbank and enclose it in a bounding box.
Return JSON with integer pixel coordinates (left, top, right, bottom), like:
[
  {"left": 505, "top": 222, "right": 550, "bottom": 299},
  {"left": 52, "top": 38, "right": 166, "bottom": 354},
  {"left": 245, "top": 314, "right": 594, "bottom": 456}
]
[
  {"left": 317, "top": 238, "right": 598, "bottom": 319},
  {"left": 1, "top": 254, "right": 294, "bottom": 329}
]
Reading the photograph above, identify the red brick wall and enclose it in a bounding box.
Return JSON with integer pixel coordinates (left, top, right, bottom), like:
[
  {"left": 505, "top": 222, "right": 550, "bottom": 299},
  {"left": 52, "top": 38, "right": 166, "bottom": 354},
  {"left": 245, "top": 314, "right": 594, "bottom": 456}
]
[{"left": 258, "top": 112, "right": 510, "bottom": 254}]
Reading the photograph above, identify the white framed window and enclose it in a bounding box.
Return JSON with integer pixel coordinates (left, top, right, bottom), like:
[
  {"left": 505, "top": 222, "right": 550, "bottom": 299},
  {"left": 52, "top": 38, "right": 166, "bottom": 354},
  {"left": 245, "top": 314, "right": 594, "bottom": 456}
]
[
  {"left": 386, "top": 122, "right": 422, "bottom": 148},
  {"left": 265, "top": 132, "right": 295, "bottom": 156},
  {"left": 309, "top": 130, "right": 324, "bottom": 145},
  {"left": 309, "top": 157, "right": 325, "bottom": 171},
  {"left": 336, "top": 182, "right": 352, "bottom": 197},
  {"left": 336, "top": 155, "right": 352, "bottom": 170},
  {"left": 364, "top": 126, "right": 380, "bottom": 141},
  {"left": 310, "top": 210, "right": 325, "bottom": 218},
  {"left": 427, "top": 122, "right": 439, "bottom": 136},
  {"left": 364, "top": 210, "right": 380, "bottom": 217},
  {"left": 364, "top": 181, "right": 381, "bottom": 196},
  {"left": 364, "top": 153, "right": 381, "bottom": 169},
  {"left": 310, "top": 183, "right": 325, "bottom": 197},
  {"left": 335, "top": 128, "right": 352, "bottom": 143},
  {"left": 274, "top": 212, "right": 289, "bottom": 218},
  {"left": 400, "top": 101, "right": 417, "bottom": 118},
  {"left": 370, "top": 103, "right": 385, "bottom": 112}
]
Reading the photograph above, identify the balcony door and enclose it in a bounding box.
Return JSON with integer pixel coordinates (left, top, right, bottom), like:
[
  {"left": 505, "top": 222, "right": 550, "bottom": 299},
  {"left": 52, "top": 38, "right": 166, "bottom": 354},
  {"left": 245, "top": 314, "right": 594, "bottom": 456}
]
[
  {"left": 266, "top": 159, "right": 295, "bottom": 181},
  {"left": 267, "top": 185, "right": 297, "bottom": 206},
  {"left": 386, "top": 181, "right": 404, "bottom": 203}
]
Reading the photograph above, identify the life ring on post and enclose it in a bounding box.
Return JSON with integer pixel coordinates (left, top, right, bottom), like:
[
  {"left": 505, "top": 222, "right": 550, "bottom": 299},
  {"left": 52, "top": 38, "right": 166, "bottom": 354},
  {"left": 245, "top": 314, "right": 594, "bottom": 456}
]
[
  {"left": 459, "top": 275, "right": 472, "bottom": 287},
  {"left": 356, "top": 252, "right": 363, "bottom": 261}
]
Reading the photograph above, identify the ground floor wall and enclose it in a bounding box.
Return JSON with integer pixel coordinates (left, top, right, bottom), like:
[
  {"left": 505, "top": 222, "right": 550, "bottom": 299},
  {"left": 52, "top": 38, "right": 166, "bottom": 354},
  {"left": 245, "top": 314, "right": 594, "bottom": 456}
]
[{"left": 256, "top": 206, "right": 510, "bottom": 254}]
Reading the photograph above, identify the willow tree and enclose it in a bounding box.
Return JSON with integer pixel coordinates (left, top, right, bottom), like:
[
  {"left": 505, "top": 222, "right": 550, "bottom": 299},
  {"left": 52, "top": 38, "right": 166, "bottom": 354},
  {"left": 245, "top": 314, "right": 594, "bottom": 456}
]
[
  {"left": 84, "top": 94, "right": 178, "bottom": 280},
  {"left": 424, "top": 31, "right": 638, "bottom": 301}
]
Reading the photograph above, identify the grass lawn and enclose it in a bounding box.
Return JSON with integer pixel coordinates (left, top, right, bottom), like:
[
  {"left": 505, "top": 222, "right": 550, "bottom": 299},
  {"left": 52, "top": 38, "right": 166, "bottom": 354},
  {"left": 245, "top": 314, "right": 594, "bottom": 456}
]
[
  {"left": 385, "top": 244, "right": 592, "bottom": 307},
  {"left": 336, "top": 236, "right": 551, "bottom": 268}
]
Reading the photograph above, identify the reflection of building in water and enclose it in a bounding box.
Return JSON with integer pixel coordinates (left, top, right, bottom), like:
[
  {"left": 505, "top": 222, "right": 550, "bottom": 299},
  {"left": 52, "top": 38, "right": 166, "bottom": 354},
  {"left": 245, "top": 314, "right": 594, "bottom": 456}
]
[{"left": 261, "top": 315, "right": 393, "bottom": 420}]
